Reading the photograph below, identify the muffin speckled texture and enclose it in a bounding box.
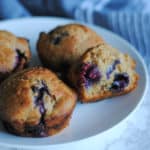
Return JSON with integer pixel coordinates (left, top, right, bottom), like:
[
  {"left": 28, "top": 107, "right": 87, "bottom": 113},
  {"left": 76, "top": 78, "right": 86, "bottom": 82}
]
[
  {"left": 0, "top": 30, "right": 31, "bottom": 82},
  {"left": 0, "top": 67, "right": 77, "bottom": 137},
  {"left": 37, "top": 24, "right": 104, "bottom": 72},
  {"left": 69, "top": 44, "right": 139, "bottom": 103}
]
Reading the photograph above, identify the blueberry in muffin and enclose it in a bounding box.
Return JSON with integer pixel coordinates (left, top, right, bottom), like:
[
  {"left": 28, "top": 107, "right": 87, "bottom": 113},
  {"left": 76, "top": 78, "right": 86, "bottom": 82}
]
[
  {"left": 37, "top": 24, "right": 104, "bottom": 72},
  {"left": 69, "top": 44, "right": 139, "bottom": 103},
  {"left": 0, "top": 67, "right": 77, "bottom": 137},
  {"left": 0, "top": 30, "right": 31, "bottom": 82}
]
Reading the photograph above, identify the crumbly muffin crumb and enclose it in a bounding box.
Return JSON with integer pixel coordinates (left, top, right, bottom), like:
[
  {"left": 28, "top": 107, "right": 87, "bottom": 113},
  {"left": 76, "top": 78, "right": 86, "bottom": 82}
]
[{"left": 69, "top": 44, "right": 139, "bottom": 103}]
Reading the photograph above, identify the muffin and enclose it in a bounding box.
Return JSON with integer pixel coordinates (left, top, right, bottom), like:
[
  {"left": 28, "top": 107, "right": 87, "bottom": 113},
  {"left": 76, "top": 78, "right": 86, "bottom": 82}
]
[
  {"left": 0, "top": 67, "right": 77, "bottom": 137},
  {"left": 69, "top": 44, "right": 139, "bottom": 103},
  {"left": 37, "top": 24, "right": 104, "bottom": 72},
  {"left": 0, "top": 30, "right": 31, "bottom": 82}
]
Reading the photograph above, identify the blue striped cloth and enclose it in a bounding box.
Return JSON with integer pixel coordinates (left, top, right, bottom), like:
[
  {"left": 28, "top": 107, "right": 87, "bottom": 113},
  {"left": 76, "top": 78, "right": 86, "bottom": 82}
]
[{"left": 0, "top": 0, "right": 150, "bottom": 69}]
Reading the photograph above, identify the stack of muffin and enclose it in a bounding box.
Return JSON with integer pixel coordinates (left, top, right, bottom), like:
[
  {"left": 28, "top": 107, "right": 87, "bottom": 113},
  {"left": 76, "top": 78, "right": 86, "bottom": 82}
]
[{"left": 0, "top": 24, "right": 139, "bottom": 137}]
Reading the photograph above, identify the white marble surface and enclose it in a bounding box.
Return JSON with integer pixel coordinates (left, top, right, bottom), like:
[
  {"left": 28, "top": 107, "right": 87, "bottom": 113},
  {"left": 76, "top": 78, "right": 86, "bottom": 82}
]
[{"left": 1, "top": 81, "right": 149, "bottom": 150}]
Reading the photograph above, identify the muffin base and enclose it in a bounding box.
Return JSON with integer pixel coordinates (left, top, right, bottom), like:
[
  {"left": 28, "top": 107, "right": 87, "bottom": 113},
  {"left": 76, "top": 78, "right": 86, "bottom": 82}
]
[
  {"left": 79, "top": 76, "right": 138, "bottom": 103},
  {"left": 3, "top": 114, "right": 71, "bottom": 137}
]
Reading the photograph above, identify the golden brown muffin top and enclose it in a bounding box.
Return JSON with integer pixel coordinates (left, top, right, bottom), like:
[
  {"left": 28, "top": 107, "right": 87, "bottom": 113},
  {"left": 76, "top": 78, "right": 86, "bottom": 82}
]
[
  {"left": 37, "top": 23, "right": 104, "bottom": 71},
  {"left": 0, "top": 30, "right": 31, "bottom": 72},
  {"left": 0, "top": 67, "right": 77, "bottom": 126}
]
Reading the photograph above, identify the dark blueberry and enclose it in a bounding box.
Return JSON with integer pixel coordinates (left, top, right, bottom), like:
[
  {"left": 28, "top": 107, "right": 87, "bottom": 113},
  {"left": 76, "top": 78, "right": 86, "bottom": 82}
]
[
  {"left": 25, "top": 122, "right": 47, "bottom": 137},
  {"left": 31, "top": 86, "right": 39, "bottom": 93},
  {"left": 51, "top": 31, "right": 69, "bottom": 45},
  {"left": 32, "top": 82, "right": 50, "bottom": 114},
  {"left": 16, "top": 49, "right": 27, "bottom": 62},
  {"left": 79, "top": 63, "right": 101, "bottom": 87},
  {"left": 25, "top": 38, "right": 29, "bottom": 43},
  {"left": 114, "top": 73, "right": 129, "bottom": 87},
  {"left": 30, "top": 81, "right": 52, "bottom": 136},
  {"left": 52, "top": 36, "right": 61, "bottom": 45},
  {"left": 106, "top": 59, "right": 120, "bottom": 79},
  {"left": 32, "top": 81, "right": 50, "bottom": 98},
  {"left": 14, "top": 49, "right": 27, "bottom": 71},
  {"left": 110, "top": 73, "right": 129, "bottom": 92},
  {"left": 39, "top": 104, "right": 45, "bottom": 114},
  {"left": 41, "top": 81, "right": 50, "bottom": 95},
  {"left": 87, "top": 66, "right": 101, "bottom": 81}
]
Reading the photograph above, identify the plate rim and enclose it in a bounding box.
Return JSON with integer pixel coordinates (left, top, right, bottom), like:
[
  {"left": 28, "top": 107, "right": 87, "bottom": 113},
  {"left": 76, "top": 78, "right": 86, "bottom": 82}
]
[{"left": 0, "top": 16, "right": 149, "bottom": 149}]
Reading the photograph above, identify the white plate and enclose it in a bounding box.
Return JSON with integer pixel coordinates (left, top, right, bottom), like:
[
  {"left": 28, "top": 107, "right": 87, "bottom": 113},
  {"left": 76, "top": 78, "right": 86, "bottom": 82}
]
[{"left": 0, "top": 17, "right": 148, "bottom": 149}]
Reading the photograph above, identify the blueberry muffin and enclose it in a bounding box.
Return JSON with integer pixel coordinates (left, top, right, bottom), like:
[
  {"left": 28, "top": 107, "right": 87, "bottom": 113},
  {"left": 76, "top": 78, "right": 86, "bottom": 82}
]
[
  {"left": 0, "top": 67, "right": 77, "bottom": 137},
  {"left": 0, "top": 30, "right": 31, "bottom": 82},
  {"left": 37, "top": 24, "right": 104, "bottom": 72},
  {"left": 69, "top": 44, "right": 139, "bottom": 103}
]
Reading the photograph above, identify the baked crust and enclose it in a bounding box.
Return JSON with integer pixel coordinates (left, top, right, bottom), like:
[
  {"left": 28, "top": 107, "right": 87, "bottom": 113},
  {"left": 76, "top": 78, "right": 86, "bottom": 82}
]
[
  {"left": 37, "top": 24, "right": 104, "bottom": 72},
  {"left": 0, "top": 67, "right": 77, "bottom": 137},
  {"left": 0, "top": 30, "right": 31, "bottom": 82},
  {"left": 69, "top": 44, "right": 139, "bottom": 103}
]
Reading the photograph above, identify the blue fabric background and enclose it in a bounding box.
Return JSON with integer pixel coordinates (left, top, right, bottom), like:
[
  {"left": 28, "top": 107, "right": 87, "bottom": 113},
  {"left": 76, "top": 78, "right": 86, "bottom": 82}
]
[{"left": 0, "top": 0, "right": 149, "bottom": 69}]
